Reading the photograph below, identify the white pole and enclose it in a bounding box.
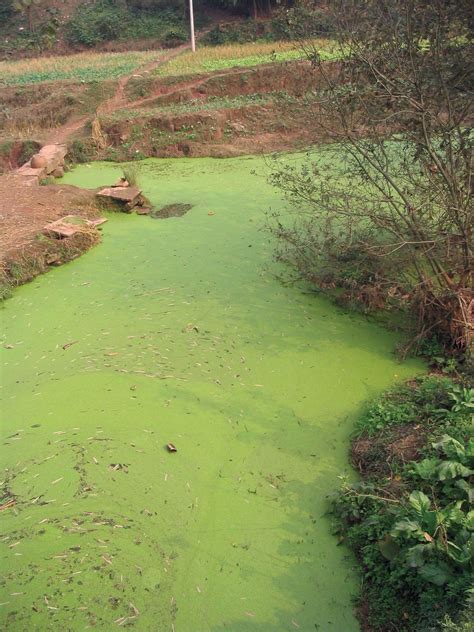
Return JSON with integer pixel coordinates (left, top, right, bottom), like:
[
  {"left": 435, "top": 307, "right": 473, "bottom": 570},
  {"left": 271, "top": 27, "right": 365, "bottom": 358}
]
[{"left": 189, "top": 0, "right": 196, "bottom": 53}]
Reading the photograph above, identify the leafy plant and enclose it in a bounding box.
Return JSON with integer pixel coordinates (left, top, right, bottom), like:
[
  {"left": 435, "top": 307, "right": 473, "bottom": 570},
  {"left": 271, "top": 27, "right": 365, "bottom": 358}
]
[
  {"left": 332, "top": 377, "right": 473, "bottom": 630},
  {"left": 65, "top": 1, "right": 187, "bottom": 48},
  {"left": 448, "top": 387, "right": 474, "bottom": 414}
]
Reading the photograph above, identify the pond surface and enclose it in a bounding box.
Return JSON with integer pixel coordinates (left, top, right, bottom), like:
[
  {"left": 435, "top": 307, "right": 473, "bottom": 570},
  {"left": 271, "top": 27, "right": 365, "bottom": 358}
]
[{"left": 0, "top": 156, "right": 422, "bottom": 631}]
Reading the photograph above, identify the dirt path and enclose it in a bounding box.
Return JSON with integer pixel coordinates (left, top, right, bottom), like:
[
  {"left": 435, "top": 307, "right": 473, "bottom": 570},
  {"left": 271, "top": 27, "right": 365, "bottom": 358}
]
[
  {"left": 47, "top": 115, "right": 91, "bottom": 145},
  {"left": 121, "top": 65, "right": 261, "bottom": 113},
  {"left": 46, "top": 31, "right": 211, "bottom": 146},
  {"left": 96, "top": 41, "right": 196, "bottom": 117}
]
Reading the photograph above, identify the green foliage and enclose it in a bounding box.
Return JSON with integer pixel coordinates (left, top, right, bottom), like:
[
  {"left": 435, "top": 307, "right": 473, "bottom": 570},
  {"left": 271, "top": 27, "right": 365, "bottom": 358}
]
[
  {"left": 17, "top": 139, "right": 41, "bottom": 165},
  {"left": 66, "top": 1, "right": 128, "bottom": 47},
  {"left": 442, "top": 601, "right": 474, "bottom": 631},
  {"left": 68, "top": 139, "right": 94, "bottom": 165},
  {"left": 332, "top": 377, "right": 474, "bottom": 630},
  {"left": 155, "top": 41, "right": 337, "bottom": 78},
  {"left": 271, "top": 5, "right": 334, "bottom": 40},
  {"left": 202, "top": 7, "right": 335, "bottom": 47},
  {"left": 65, "top": 1, "right": 187, "bottom": 47},
  {"left": 447, "top": 387, "right": 474, "bottom": 415},
  {"left": 354, "top": 376, "right": 457, "bottom": 437},
  {"left": 415, "top": 337, "right": 465, "bottom": 375},
  {"left": 0, "top": 0, "right": 14, "bottom": 24},
  {"left": 203, "top": 19, "right": 277, "bottom": 45}
]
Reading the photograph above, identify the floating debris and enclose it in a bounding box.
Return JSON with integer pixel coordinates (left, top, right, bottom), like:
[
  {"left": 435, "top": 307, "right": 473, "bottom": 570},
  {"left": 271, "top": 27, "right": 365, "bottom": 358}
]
[
  {"left": 62, "top": 341, "right": 78, "bottom": 351},
  {"left": 166, "top": 443, "right": 177, "bottom": 453}
]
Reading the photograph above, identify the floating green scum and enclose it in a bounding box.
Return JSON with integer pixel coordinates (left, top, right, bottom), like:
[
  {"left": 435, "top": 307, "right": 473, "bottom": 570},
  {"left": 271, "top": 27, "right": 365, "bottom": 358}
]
[{"left": 0, "top": 154, "right": 423, "bottom": 630}]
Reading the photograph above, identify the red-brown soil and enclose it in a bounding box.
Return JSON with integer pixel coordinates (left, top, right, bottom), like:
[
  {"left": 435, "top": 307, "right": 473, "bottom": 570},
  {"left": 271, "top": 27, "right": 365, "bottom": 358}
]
[{"left": 0, "top": 174, "right": 103, "bottom": 292}]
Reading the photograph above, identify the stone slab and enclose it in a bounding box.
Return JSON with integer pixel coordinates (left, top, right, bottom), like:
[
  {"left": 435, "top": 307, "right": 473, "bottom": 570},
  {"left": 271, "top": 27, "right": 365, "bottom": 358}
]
[
  {"left": 39, "top": 144, "right": 68, "bottom": 175},
  {"left": 96, "top": 186, "right": 142, "bottom": 210},
  {"left": 43, "top": 215, "right": 108, "bottom": 238}
]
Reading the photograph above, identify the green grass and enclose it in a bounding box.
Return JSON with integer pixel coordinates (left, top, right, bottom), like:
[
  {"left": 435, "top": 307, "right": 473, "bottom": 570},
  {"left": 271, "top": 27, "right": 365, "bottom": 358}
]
[
  {"left": 0, "top": 50, "right": 164, "bottom": 87},
  {"left": 154, "top": 40, "right": 338, "bottom": 77}
]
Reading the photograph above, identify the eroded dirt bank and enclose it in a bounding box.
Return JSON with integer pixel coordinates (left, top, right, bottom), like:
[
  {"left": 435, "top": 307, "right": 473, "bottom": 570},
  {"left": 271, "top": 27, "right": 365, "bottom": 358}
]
[{"left": 0, "top": 175, "right": 103, "bottom": 296}]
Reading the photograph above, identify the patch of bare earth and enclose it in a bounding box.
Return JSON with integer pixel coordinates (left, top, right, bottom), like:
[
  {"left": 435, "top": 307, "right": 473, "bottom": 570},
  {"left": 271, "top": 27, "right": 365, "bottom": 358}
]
[
  {"left": 351, "top": 424, "right": 427, "bottom": 478},
  {"left": 0, "top": 174, "right": 102, "bottom": 291}
]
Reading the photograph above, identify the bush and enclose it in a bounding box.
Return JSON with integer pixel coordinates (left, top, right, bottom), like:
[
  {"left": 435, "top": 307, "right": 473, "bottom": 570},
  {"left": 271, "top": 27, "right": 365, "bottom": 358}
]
[
  {"left": 203, "top": 19, "right": 275, "bottom": 45},
  {"left": 332, "top": 377, "right": 473, "bottom": 631},
  {"left": 0, "top": 0, "right": 14, "bottom": 26},
  {"left": 271, "top": 5, "right": 335, "bottom": 40},
  {"left": 68, "top": 139, "right": 95, "bottom": 164},
  {"left": 66, "top": 1, "right": 128, "bottom": 47},
  {"left": 65, "top": 1, "right": 189, "bottom": 48}
]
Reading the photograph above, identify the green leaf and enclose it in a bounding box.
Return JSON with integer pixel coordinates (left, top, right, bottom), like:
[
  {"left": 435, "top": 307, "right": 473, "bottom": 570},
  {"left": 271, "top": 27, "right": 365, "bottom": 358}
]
[
  {"left": 455, "top": 479, "right": 474, "bottom": 503},
  {"left": 446, "top": 541, "right": 472, "bottom": 565},
  {"left": 406, "top": 543, "right": 432, "bottom": 568},
  {"left": 378, "top": 534, "right": 401, "bottom": 560},
  {"left": 418, "top": 561, "right": 452, "bottom": 586},
  {"left": 409, "top": 490, "right": 431, "bottom": 516},
  {"left": 465, "top": 438, "right": 474, "bottom": 459},
  {"left": 466, "top": 510, "right": 474, "bottom": 531},
  {"left": 391, "top": 518, "right": 423, "bottom": 538},
  {"left": 413, "top": 458, "right": 438, "bottom": 481},
  {"left": 437, "top": 502, "right": 465, "bottom": 528},
  {"left": 437, "top": 461, "right": 473, "bottom": 481},
  {"left": 432, "top": 434, "right": 465, "bottom": 459}
]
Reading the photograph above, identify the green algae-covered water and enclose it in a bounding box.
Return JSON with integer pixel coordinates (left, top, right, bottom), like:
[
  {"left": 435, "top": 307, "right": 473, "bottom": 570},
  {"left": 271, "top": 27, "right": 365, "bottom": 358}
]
[{"left": 1, "top": 156, "right": 423, "bottom": 631}]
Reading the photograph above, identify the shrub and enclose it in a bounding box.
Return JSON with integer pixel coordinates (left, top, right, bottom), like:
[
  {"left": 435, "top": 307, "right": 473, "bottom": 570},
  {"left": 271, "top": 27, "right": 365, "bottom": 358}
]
[
  {"left": 68, "top": 139, "right": 95, "bottom": 164},
  {"left": 271, "top": 5, "right": 334, "bottom": 40},
  {"left": 0, "top": 0, "right": 14, "bottom": 26},
  {"left": 65, "top": 2, "right": 188, "bottom": 48},
  {"left": 203, "top": 19, "right": 275, "bottom": 46},
  {"left": 66, "top": 1, "right": 127, "bottom": 47}
]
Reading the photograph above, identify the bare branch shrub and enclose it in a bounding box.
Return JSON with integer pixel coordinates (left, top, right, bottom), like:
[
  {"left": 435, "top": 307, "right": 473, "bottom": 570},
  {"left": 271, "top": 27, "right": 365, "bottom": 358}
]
[{"left": 268, "top": 0, "right": 473, "bottom": 355}]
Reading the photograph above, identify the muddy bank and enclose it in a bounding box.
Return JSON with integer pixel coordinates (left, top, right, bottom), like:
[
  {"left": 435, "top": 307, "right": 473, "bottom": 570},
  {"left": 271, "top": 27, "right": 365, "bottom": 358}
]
[{"left": 0, "top": 175, "right": 103, "bottom": 297}]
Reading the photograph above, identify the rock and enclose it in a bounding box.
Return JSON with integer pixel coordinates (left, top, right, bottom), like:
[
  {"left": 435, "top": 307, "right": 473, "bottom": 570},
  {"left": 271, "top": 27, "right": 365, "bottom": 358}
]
[
  {"left": 52, "top": 167, "right": 64, "bottom": 178},
  {"left": 31, "top": 154, "right": 47, "bottom": 169},
  {"left": 40, "top": 144, "right": 68, "bottom": 175},
  {"left": 96, "top": 186, "right": 142, "bottom": 211},
  {"left": 18, "top": 144, "right": 68, "bottom": 184},
  {"left": 43, "top": 215, "right": 107, "bottom": 238},
  {"left": 229, "top": 122, "right": 246, "bottom": 133}
]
